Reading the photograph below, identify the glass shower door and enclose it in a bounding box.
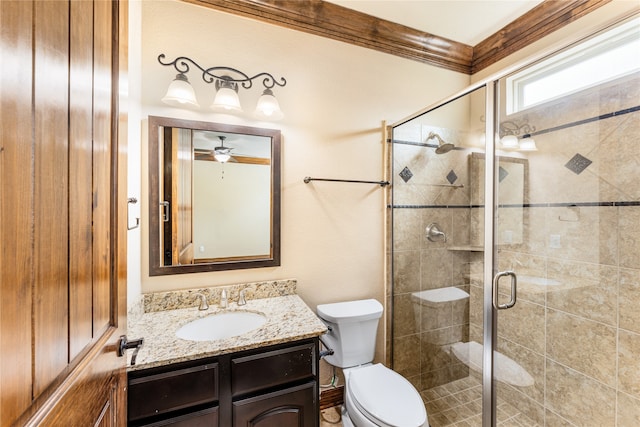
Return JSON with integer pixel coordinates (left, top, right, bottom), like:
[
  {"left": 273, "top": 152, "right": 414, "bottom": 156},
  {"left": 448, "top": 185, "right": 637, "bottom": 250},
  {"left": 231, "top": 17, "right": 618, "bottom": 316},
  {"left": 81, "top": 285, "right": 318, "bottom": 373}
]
[
  {"left": 391, "top": 85, "right": 489, "bottom": 426},
  {"left": 391, "top": 14, "right": 640, "bottom": 427},
  {"left": 492, "top": 16, "right": 640, "bottom": 425}
]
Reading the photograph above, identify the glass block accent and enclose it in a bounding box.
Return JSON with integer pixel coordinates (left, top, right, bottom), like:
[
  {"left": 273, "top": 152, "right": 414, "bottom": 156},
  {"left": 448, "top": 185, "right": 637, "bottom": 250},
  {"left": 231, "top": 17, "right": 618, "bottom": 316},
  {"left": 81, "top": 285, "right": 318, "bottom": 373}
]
[
  {"left": 446, "top": 169, "right": 458, "bottom": 184},
  {"left": 498, "top": 166, "right": 509, "bottom": 182},
  {"left": 565, "top": 153, "right": 592, "bottom": 175},
  {"left": 399, "top": 166, "right": 413, "bottom": 183}
]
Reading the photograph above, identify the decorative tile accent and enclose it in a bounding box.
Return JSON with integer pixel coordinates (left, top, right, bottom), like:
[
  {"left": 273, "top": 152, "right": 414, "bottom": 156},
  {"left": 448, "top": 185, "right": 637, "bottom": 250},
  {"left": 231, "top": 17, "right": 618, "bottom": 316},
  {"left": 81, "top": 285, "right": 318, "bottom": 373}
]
[
  {"left": 498, "top": 166, "right": 509, "bottom": 182},
  {"left": 565, "top": 153, "right": 592, "bottom": 175},
  {"left": 446, "top": 170, "right": 458, "bottom": 184},
  {"left": 399, "top": 166, "right": 413, "bottom": 183}
]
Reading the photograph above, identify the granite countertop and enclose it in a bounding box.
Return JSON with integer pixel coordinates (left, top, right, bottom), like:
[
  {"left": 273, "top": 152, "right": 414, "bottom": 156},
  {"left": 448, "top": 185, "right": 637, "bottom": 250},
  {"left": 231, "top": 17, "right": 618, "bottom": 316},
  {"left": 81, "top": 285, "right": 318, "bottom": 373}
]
[{"left": 127, "top": 293, "right": 327, "bottom": 371}]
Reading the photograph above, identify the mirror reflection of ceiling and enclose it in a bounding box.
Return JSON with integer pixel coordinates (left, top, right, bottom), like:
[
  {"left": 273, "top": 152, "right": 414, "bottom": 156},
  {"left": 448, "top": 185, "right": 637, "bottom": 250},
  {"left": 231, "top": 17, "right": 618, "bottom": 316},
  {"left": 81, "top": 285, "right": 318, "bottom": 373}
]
[{"left": 192, "top": 131, "right": 271, "bottom": 159}]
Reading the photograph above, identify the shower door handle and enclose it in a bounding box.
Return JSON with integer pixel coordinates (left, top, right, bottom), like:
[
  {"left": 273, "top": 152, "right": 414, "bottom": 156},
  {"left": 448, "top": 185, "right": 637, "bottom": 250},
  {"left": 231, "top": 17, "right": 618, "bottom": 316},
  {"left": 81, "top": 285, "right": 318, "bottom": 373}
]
[{"left": 493, "top": 271, "right": 517, "bottom": 310}]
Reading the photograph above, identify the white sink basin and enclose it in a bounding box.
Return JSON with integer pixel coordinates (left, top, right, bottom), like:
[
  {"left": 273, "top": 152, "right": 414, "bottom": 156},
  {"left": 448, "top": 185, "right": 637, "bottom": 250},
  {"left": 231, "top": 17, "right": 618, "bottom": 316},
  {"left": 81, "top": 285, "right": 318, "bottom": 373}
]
[{"left": 176, "top": 311, "right": 267, "bottom": 341}]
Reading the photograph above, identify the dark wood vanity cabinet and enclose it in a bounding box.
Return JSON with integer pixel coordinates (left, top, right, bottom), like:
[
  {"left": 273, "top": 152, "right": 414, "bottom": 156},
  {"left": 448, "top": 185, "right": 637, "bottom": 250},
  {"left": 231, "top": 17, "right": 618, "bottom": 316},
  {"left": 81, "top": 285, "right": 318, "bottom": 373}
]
[{"left": 127, "top": 338, "right": 319, "bottom": 427}]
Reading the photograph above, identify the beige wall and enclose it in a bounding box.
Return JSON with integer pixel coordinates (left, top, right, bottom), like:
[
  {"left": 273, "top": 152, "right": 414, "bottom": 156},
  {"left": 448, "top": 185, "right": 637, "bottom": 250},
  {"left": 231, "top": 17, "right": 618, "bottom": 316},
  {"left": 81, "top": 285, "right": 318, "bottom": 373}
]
[
  {"left": 127, "top": 0, "right": 470, "bottom": 361},
  {"left": 128, "top": 1, "right": 638, "bottom": 366}
]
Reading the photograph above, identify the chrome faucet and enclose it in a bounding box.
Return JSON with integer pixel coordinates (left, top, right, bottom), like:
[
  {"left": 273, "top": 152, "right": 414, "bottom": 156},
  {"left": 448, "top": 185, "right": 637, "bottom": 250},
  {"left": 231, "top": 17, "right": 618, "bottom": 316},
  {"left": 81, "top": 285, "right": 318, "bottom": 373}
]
[
  {"left": 194, "top": 292, "right": 209, "bottom": 311},
  {"left": 220, "top": 289, "right": 228, "bottom": 308},
  {"left": 238, "top": 289, "right": 247, "bottom": 306}
]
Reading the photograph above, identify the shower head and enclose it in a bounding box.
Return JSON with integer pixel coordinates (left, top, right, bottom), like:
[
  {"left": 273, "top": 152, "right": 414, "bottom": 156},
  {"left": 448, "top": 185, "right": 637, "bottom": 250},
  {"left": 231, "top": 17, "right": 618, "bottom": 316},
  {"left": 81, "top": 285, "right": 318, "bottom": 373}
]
[{"left": 427, "top": 132, "right": 455, "bottom": 154}]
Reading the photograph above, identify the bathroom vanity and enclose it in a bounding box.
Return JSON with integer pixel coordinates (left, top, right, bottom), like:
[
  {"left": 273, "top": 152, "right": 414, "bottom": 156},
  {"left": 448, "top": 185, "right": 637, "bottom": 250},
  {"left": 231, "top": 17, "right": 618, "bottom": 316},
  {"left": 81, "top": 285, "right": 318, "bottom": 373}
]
[
  {"left": 128, "top": 337, "right": 318, "bottom": 426},
  {"left": 126, "top": 282, "right": 327, "bottom": 427}
]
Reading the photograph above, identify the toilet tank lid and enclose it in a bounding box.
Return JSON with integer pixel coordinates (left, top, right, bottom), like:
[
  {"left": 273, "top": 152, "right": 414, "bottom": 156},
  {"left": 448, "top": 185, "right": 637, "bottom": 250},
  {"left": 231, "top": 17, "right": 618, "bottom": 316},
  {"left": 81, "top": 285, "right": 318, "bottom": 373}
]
[{"left": 317, "top": 299, "right": 383, "bottom": 323}]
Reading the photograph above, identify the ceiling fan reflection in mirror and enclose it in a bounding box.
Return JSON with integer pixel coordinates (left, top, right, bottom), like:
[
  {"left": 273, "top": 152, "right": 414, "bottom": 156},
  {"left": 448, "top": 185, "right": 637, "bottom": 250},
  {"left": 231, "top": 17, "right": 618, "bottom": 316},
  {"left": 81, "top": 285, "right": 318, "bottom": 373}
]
[
  {"left": 213, "top": 136, "right": 232, "bottom": 163},
  {"left": 192, "top": 131, "right": 271, "bottom": 166},
  {"left": 193, "top": 134, "right": 240, "bottom": 164}
]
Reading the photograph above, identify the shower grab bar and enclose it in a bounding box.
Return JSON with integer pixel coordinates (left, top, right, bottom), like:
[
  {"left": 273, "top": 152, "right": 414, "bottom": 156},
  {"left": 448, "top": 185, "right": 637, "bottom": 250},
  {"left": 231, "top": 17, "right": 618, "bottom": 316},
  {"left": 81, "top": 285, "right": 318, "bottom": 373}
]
[{"left": 304, "top": 177, "right": 390, "bottom": 187}]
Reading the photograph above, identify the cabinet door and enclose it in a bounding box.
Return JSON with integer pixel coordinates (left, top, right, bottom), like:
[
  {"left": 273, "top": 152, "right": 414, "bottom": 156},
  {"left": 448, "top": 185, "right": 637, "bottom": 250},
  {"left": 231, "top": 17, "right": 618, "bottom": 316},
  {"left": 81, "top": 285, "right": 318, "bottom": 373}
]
[{"left": 232, "top": 382, "right": 316, "bottom": 427}]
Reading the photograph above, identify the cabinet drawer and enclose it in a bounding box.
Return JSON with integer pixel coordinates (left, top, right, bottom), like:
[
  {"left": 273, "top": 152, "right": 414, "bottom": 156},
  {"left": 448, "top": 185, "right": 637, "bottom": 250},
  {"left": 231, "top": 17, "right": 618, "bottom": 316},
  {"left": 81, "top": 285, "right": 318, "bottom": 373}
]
[
  {"left": 139, "top": 406, "right": 218, "bottom": 427},
  {"left": 128, "top": 362, "right": 218, "bottom": 422},
  {"left": 231, "top": 342, "right": 316, "bottom": 397}
]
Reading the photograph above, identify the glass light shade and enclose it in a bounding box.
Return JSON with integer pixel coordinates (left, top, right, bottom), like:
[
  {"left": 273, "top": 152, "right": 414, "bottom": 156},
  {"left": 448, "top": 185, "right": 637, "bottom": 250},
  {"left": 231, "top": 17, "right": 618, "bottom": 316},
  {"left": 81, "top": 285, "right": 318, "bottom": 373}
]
[
  {"left": 211, "top": 87, "right": 243, "bottom": 113},
  {"left": 518, "top": 137, "right": 538, "bottom": 151},
  {"left": 161, "top": 74, "right": 199, "bottom": 108},
  {"left": 254, "top": 89, "right": 284, "bottom": 120},
  {"left": 500, "top": 135, "right": 519, "bottom": 148},
  {"left": 214, "top": 152, "right": 231, "bottom": 163}
]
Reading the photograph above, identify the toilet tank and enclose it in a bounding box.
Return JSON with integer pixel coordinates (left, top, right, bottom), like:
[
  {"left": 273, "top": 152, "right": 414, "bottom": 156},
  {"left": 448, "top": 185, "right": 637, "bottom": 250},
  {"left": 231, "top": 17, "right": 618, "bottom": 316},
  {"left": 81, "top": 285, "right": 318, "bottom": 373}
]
[{"left": 316, "top": 299, "right": 383, "bottom": 368}]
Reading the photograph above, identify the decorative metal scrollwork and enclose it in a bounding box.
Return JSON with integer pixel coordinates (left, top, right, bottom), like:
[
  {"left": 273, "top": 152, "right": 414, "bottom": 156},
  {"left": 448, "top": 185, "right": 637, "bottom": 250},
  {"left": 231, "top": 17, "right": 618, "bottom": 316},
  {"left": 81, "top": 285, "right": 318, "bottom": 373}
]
[{"left": 157, "top": 54, "right": 287, "bottom": 90}]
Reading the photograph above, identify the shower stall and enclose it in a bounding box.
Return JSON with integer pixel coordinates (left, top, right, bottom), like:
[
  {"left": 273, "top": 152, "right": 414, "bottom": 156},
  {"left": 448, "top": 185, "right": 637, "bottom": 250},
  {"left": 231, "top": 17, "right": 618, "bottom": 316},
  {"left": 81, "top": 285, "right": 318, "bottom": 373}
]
[{"left": 388, "top": 14, "right": 640, "bottom": 427}]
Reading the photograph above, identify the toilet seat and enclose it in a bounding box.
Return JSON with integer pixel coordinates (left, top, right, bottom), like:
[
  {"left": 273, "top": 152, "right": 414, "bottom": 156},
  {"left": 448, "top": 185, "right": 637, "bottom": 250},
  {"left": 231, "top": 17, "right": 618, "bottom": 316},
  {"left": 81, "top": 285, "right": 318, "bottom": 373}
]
[{"left": 347, "top": 364, "right": 426, "bottom": 427}]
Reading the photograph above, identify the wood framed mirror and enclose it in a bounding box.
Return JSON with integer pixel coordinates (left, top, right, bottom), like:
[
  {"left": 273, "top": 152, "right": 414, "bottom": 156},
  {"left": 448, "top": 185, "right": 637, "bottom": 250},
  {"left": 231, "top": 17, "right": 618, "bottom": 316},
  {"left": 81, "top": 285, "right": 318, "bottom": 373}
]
[{"left": 148, "top": 116, "right": 281, "bottom": 275}]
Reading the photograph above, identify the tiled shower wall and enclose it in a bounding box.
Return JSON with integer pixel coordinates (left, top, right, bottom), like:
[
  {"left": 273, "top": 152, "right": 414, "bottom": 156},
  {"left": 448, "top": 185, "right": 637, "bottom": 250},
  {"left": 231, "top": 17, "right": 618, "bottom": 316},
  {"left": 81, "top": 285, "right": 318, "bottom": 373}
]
[
  {"left": 390, "top": 121, "right": 476, "bottom": 392},
  {"left": 389, "top": 73, "right": 640, "bottom": 425}
]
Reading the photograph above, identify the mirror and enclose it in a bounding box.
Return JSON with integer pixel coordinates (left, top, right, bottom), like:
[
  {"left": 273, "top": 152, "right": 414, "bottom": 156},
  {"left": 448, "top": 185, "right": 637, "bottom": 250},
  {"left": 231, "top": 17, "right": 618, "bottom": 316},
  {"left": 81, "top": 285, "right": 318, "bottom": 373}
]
[
  {"left": 470, "top": 152, "right": 528, "bottom": 245},
  {"left": 148, "top": 116, "right": 281, "bottom": 275}
]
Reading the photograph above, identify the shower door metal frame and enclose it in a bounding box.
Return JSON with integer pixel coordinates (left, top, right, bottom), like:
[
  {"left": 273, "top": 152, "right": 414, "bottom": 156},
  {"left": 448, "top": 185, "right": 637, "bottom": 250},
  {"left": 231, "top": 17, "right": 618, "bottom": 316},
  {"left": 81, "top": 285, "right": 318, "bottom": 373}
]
[{"left": 481, "top": 81, "right": 498, "bottom": 427}]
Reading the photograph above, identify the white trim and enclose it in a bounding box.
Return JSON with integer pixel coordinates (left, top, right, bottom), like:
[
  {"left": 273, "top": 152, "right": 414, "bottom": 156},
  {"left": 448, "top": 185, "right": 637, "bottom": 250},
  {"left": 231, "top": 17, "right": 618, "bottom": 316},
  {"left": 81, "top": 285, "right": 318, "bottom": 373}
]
[
  {"left": 391, "top": 9, "right": 640, "bottom": 128},
  {"left": 506, "top": 16, "right": 640, "bottom": 114}
]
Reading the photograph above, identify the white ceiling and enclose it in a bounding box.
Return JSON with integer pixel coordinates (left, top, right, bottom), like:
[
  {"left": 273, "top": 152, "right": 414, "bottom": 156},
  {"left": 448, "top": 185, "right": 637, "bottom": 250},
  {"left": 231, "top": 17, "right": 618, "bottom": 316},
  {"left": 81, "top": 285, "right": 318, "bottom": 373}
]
[{"left": 326, "top": 0, "right": 544, "bottom": 45}]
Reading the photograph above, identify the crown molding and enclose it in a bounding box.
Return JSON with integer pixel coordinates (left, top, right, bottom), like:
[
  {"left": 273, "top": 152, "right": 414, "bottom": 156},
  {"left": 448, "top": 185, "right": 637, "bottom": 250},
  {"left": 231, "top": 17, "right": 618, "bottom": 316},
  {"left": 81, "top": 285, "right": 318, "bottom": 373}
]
[
  {"left": 472, "top": 0, "right": 612, "bottom": 73},
  {"left": 184, "top": 0, "right": 474, "bottom": 74},
  {"left": 183, "top": 0, "right": 612, "bottom": 75}
]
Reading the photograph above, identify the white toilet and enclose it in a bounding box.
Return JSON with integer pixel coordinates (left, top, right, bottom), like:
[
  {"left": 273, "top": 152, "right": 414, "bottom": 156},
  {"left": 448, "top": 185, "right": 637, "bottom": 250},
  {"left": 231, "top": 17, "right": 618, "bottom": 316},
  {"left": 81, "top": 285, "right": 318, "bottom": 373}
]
[{"left": 317, "top": 299, "right": 428, "bottom": 427}]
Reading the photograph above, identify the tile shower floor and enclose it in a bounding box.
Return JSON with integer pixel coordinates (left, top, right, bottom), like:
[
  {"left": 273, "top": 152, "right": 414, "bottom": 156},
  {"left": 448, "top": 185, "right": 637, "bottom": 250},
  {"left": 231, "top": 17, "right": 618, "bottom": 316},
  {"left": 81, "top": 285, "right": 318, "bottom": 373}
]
[
  {"left": 320, "top": 376, "right": 540, "bottom": 427},
  {"left": 423, "top": 376, "right": 540, "bottom": 427}
]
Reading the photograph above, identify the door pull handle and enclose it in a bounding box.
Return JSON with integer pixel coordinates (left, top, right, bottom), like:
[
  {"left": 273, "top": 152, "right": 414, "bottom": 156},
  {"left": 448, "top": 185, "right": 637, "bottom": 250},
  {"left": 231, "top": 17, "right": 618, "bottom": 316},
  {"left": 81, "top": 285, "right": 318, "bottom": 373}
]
[
  {"left": 127, "top": 197, "right": 140, "bottom": 230},
  {"left": 493, "top": 270, "right": 517, "bottom": 310},
  {"left": 160, "top": 201, "right": 170, "bottom": 222}
]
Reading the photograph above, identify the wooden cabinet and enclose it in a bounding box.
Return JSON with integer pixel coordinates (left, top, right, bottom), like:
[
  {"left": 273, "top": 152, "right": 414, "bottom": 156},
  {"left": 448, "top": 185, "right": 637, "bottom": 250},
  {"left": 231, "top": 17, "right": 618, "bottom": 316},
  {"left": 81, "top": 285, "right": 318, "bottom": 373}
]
[
  {"left": 233, "top": 382, "right": 316, "bottom": 427},
  {"left": 128, "top": 338, "right": 319, "bottom": 427}
]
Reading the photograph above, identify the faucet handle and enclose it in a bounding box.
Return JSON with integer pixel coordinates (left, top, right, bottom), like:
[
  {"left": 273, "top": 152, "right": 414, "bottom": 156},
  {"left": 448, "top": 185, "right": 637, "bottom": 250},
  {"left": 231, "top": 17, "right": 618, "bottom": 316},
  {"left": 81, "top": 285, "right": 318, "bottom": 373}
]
[
  {"left": 220, "top": 289, "right": 228, "bottom": 308},
  {"left": 238, "top": 289, "right": 247, "bottom": 306},
  {"left": 194, "top": 292, "right": 209, "bottom": 311}
]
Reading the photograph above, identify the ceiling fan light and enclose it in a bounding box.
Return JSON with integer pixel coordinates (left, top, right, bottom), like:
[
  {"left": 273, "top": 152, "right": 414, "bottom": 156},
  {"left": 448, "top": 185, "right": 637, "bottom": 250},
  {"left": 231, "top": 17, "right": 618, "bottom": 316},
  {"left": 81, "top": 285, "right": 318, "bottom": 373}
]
[
  {"left": 254, "top": 89, "right": 284, "bottom": 120},
  {"left": 161, "top": 73, "right": 199, "bottom": 108},
  {"left": 214, "top": 152, "right": 231, "bottom": 163}
]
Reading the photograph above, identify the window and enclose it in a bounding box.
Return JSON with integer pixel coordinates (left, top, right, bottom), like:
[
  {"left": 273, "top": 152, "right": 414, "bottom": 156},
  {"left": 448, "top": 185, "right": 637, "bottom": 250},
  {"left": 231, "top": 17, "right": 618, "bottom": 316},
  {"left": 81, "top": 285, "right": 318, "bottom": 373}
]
[{"left": 506, "top": 17, "right": 640, "bottom": 114}]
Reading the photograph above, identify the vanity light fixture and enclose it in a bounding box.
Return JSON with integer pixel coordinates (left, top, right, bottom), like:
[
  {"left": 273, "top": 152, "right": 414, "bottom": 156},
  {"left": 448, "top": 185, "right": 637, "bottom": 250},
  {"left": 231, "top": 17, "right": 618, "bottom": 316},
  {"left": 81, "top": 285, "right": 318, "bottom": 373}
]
[
  {"left": 499, "top": 119, "right": 537, "bottom": 151},
  {"left": 162, "top": 73, "right": 200, "bottom": 108},
  {"left": 158, "top": 54, "right": 287, "bottom": 120}
]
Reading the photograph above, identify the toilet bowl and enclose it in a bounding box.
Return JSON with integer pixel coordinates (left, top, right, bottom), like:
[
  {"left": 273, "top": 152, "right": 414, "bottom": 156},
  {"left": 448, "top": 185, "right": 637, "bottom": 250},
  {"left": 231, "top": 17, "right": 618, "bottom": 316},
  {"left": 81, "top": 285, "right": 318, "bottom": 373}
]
[
  {"left": 342, "top": 364, "right": 427, "bottom": 427},
  {"left": 317, "top": 299, "right": 428, "bottom": 427}
]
